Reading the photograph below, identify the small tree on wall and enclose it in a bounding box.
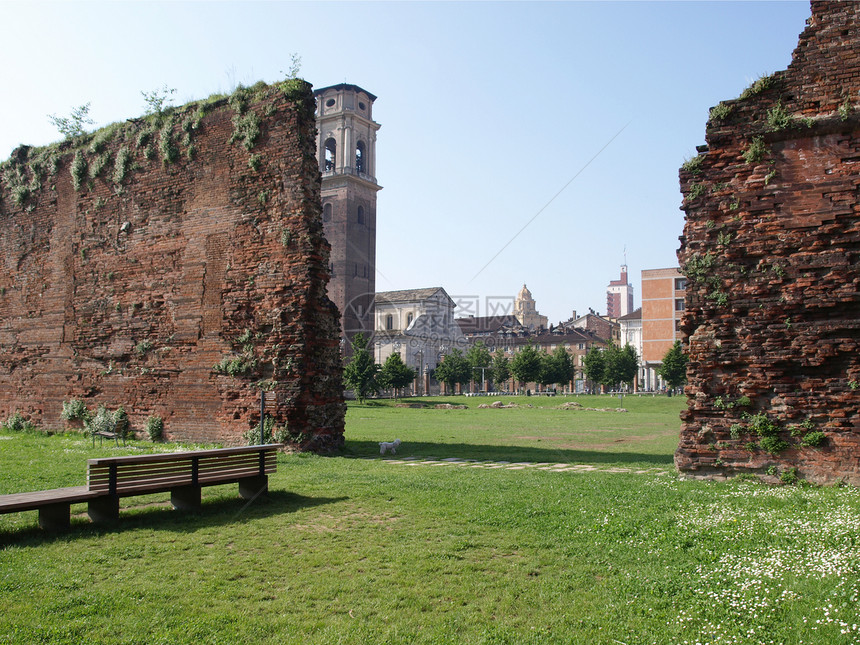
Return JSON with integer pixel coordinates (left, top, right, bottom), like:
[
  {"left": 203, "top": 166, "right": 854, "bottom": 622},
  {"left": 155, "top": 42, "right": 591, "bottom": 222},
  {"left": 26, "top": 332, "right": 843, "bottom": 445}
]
[
  {"left": 657, "top": 340, "right": 689, "bottom": 391},
  {"left": 343, "top": 333, "right": 379, "bottom": 403}
]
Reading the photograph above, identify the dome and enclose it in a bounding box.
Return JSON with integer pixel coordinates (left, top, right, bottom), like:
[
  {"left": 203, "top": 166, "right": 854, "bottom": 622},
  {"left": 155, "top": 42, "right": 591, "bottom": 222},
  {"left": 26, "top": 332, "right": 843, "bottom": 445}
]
[{"left": 517, "top": 284, "right": 533, "bottom": 301}]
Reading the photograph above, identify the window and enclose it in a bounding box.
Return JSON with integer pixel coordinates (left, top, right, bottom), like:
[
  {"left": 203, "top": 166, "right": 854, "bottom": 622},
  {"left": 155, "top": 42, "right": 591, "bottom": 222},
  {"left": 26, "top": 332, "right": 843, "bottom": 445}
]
[
  {"left": 407, "top": 312, "right": 414, "bottom": 327},
  {"left": 357, "top": 206, "right": 365, "bottom": 225},
  {"left": 325, "top": 98, "right": 336, "bottom": 108},
  {"left": 675, "top": 298, "right": 685, "bottom": 312},
  {"left": 386, "top": 314, "right": 393, "bottom": 330},
  {"left": 675, "top": 278, "right": 687, "bottom": 291},
  {"left": 324, "top": 138, "right": 336, "bottom": 172},
  {"left": 323, "top": 203, "right": 332, "bottom": 223},
  {"left": 355, "top": 141, "right": 365, "bottom": 174}
]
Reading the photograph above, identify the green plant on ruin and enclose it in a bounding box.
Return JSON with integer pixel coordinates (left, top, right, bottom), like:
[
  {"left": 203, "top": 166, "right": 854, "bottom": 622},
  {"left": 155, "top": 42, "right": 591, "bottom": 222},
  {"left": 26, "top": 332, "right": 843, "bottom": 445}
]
[
  {"left": 681, "top": 155, "right": 703, "bottom": 176},
  {"left": 258, "top": 190, "right": 269, "bottom": 206},
  {"left": 230, "top": 110, "right": 262, "bottom": 151},
  {"left": 88, "top": 152, "right": 110, "bottom": 179},
  {"left": 280, "top": 228, "right": 292, "bottom": 247},
  {"left": 686, "top": 182, "right": 706, "bottom": 201},
  {"left": 779, "top": 467, "right": 799, "bottom": 485},
  {"left": 185, "top": 144, "right": 196, "bottom": 160},
  {"left": 708, "top": 102, "right": 733, "bottom": 122},
  {"left": 48, "top": 102, "right": 94, "bottom": 139},
  {"left": 766, "top": 465, "right": 778, "bottom": 477},
  {"left": 764, "top": 169, "right": 777, "bottom": 185},
  {"left": 158, "top": 114, "right": 178, "bottom": 164},
  {"left": 112, "top": 146, "right": 131, "bottom": 184},
  {"left": 61, "top": 398, "right": 90, "bottom": 422},
  {"left": 681, "top": 252, "right": 715, "bottom": 284},
  {"left": 850, "top": 380, "right": 859, "bottom": 390},
  {"left": 729, "top": 423, "right": 743, "bottom": 439},
  {"left": 141, "top": 84, "right": 177, "bottom": 116},
  {"left": 248, "top": 153, "right": 262, "bottom": 171},
  {"left": 135, "top": 339, "right": 154, "bottom": 356},
  {"left": 839, "top": 96, "right": 852, "bottom": 121},
  {"left": 707, "top": 289, "right": 728, "bottom": 307},
  {"left": 766, "top": 100, "right": 792, "bottom": 131},
  {"left": 145, "top": 415, "right": 164, "bottom": 442},
  {"left": 760, "top": 435, "right": 789, "bottom": 455},
  {"left": 213, "top": 355, "right": 258, "bottom": 377},
  {"left": 799, "top": 431, "right": 825, "bottom": 448},
  {"left": 739, "top": 73, "right": 775, "bottom": 100},
  {"left": 2, "top": 411, "right": 35, "bottom": 432},
  {"left": 742, "top": 136, "right": 768, "bottom": 164},
  {"left": 70, "top": 151, "right": 87, "bottom": 190},
  {"left": 771, "top": 262, "right": 786, "bottom": 278},
  {"left": 716, "top": 231, "right": 732, "bottom": 247}
]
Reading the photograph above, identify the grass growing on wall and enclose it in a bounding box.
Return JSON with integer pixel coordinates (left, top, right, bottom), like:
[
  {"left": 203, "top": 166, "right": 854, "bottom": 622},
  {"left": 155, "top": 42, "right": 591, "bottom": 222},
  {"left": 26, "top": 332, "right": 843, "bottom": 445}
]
[{"left": 1, "top": 396, "right": 858, "bottom": 645}]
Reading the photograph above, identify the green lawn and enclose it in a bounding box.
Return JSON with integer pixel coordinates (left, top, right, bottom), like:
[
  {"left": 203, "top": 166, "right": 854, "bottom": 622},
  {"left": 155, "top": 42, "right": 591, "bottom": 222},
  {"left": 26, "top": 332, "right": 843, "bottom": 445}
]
[{"left": 1, "top": 395, "right": 858, "bottom": 644}]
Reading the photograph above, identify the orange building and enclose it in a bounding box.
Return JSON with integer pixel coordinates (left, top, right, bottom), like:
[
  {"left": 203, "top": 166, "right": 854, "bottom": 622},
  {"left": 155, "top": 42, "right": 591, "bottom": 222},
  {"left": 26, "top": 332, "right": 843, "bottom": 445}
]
[{"left": 641, "top": 268, "right": 686, "bottom": 390}]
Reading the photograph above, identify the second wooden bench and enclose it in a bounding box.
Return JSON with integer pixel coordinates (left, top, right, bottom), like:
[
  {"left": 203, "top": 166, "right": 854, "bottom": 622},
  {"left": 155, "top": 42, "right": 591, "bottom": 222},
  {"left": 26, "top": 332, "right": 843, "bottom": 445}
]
[{"left": 86, "top": 445, "right": 278, "bottom": 522}]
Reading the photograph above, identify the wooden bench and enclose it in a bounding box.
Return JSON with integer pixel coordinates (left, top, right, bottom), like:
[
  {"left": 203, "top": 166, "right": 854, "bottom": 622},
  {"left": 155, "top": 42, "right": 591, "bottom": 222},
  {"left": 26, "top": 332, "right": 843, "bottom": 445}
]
[
  {"left": 0, "top": 487, "right": 105, "bottom": 530},
  {"left": 0, "top": 445, "right": 278, "bottom": 530}
]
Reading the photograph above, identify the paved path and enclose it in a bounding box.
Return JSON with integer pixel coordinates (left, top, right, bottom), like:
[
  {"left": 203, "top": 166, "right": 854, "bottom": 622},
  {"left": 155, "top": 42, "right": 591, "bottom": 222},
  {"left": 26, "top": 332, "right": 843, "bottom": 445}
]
[{"left": 372, "top": 456, "right": 668, "bottom": 475}]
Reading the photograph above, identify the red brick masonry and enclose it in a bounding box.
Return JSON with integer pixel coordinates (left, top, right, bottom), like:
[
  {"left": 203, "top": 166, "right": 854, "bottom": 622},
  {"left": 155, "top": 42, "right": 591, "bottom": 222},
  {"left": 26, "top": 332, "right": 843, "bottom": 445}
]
[
  {"left": 0, "top": 81, "right": 345, "bottom": 450},
  {"left": 676, "top": 1, "right": 860, "bottom": 484}
]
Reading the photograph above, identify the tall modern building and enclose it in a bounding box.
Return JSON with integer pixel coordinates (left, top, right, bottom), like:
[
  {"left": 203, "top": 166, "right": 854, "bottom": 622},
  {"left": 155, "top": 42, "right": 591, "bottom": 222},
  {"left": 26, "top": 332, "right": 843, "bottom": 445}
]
[
  {"left": 606, "top": 265, "right": 634, "bottom": 319},
  {"left": 641, "top": 267, "right": 686, "bottom": 390},
  {"left": 314, "top": 84, "right": 381, "bottom": 338}
]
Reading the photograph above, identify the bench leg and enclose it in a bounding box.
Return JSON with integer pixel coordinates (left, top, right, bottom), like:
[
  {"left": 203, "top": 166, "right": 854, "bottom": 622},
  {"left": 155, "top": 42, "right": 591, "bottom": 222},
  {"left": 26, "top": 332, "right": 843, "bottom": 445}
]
[
  {"left": 171, "top": 485, "right": 201, "bottom": 511},
  {"left": 239, "top": 475, "right": 268, "bottom": 501},
  {"left": 39, "top": 502, "right": 71, "bottom": 530},
  {"left": 88, "top": 495, "right": 119, "bottom": 523}
]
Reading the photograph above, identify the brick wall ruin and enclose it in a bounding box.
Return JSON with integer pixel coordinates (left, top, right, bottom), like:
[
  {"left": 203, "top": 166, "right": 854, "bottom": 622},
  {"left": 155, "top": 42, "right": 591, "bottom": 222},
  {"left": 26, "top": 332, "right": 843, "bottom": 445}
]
[
  {"left": 676, "top": 1, "right": 860, "bottom": 484},
  {"left": 0, "top": 80, "right": 346, "bottom": 450}
]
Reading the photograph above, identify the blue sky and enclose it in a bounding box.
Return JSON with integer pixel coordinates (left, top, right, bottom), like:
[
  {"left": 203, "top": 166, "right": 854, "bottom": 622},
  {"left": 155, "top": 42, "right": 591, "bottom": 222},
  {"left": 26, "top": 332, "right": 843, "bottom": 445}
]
[{"left": 1, "top": 1, "right": 811, "bottom": 324}]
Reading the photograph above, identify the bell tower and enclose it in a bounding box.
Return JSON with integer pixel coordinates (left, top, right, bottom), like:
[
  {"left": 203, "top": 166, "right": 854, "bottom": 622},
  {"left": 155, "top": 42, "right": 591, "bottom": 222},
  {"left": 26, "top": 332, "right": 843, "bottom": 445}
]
[{"left": 314, "top": 84, "right": 381, "bottom": 340}]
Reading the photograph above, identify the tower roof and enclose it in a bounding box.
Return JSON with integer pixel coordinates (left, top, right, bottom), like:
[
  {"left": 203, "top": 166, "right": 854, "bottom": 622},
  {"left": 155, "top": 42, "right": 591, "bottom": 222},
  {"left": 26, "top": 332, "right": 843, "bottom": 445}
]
[
  {"left": 313, "top": 83, "right": 377, "bottom": 102},
  {"left": 517, "top": 284, "right": 533, "bottom": 301}
]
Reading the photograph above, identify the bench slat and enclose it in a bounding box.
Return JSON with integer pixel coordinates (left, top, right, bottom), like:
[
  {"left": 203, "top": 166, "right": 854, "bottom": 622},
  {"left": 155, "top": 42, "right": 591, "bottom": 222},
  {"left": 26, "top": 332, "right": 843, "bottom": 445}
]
[{"left": 0, "top": 486, "right": 102, "bottom": 513}]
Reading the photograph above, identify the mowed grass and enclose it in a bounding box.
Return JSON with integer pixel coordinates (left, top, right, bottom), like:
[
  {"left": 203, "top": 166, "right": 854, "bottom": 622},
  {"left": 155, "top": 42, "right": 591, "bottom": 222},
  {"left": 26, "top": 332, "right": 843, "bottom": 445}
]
[{"left": 0, "top": 395, "right": 858, "bottom": 645}]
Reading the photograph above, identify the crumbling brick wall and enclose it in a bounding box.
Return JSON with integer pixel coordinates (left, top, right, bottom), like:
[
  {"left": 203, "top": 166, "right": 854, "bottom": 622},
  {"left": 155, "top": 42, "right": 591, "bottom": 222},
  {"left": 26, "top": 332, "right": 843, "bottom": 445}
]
[
  {"left": 0, "top": 80, "right": 345, "bottom": 450},
  {"left": 676, "top": 1, "right": 860, "bottom": 485}
]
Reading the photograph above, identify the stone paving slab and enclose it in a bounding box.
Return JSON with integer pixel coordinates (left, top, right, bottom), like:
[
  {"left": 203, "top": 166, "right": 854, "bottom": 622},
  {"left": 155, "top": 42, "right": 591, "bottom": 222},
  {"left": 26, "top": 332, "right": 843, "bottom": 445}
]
[{"left": 371, "top": 456, "right": 667, "bottom": 475}]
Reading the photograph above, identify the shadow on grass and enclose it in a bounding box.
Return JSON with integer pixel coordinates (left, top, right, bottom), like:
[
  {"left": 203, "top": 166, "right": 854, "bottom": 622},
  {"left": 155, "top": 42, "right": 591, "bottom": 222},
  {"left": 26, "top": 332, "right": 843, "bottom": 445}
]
[
  {"left": 341, "top": 440, "right": 674, "bottom": 467},
  {"left": 0, "top": 490, "right": 347, "bottom": 545}
]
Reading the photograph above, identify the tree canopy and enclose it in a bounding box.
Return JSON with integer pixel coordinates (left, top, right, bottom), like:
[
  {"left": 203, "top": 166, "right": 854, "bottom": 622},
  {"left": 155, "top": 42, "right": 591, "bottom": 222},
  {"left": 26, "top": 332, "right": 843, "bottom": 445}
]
[
  {"left": 539, "top": 345, "right": 575, "bottom": 388},
  {"left": 343, "top": 333, "right": 379, "bottom": 403},
  {"left": 657, "top": 340, "right": 689, "bottom": 389},
  {"left": 511, "top": 343, "right": 542, "bottom": 385},
  {"left": 490, "top": 350, "right": 511, "bottom": 388},
  {"left": 379, "top": 352, "right": 416, "bottom": 400},
  {"left": 466, "top": 341, "right": 492, "bottom": 390},
  {"left": 434, "top": 349, "right": 471, "bottom": 393}
]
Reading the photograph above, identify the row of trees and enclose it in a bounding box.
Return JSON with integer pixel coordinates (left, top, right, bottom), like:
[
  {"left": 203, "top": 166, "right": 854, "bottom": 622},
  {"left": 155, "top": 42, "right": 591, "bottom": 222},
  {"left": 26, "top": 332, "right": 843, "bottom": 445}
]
[
  {"left": 343, "top": 334, "right": 418, "bottom": 402},
  {"left": 344, "top": 333, "right": 688, "bottom": 402},
  {"left": 434, "top": 341, "right": 577, "bottom": 393}
]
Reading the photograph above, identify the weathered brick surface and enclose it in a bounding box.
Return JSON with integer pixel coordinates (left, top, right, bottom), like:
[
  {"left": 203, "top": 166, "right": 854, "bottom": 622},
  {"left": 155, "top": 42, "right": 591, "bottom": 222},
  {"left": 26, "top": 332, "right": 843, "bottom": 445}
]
[
  {"left": 676, "top": 1, "right": 860, "bottom": 484},
  {"left": 0, "top": 82, "right": 345, "bottom": 449}
]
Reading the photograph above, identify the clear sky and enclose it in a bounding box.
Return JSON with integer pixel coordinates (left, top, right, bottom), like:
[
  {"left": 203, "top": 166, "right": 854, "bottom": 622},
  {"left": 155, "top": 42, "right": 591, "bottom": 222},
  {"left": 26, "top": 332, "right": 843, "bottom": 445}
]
[{"left": 1, "top": 0, "right": 812, "bottom": 324}]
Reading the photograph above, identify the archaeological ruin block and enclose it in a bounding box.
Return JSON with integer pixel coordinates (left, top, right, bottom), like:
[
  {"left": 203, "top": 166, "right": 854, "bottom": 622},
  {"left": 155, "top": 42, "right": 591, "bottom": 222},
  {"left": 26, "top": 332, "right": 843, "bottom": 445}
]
[
  {"left": 0, "top": 80, "right": 345, "bottom": 449},
  {"left": 676, "top": 1, "right": 860, "bottom": 484}
]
